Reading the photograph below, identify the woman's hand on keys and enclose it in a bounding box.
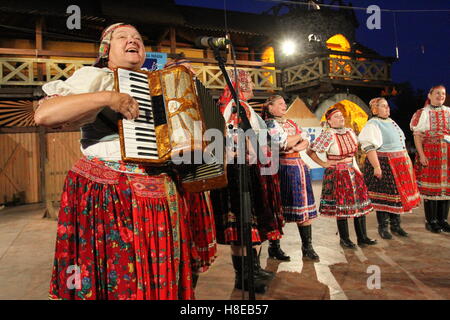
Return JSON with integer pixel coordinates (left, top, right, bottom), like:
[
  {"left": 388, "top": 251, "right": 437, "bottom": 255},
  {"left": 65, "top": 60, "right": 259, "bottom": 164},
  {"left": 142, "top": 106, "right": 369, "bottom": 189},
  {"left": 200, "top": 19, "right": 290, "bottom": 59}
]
[{"left": 108, "top": 92, "right": 140, "bottom": 120}]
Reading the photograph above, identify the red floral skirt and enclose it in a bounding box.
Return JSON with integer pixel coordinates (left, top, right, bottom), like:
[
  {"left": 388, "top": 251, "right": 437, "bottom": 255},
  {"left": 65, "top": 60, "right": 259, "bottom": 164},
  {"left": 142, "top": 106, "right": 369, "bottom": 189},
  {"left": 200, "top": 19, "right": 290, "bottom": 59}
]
[
  {"left": 183, "top": 192, "right": 217, "bottom": 273},
  {"left": 319, "top": 162, "right": 373, "bottom": 218},
  {"left": 363, "top": 151, "right": 420, "bottom": 214},
  {"left": 414, "top": 137, "right": 450, "bottom": 200},
  {"left": 49, "top": 157, "right": 195, "bottom": 300}
]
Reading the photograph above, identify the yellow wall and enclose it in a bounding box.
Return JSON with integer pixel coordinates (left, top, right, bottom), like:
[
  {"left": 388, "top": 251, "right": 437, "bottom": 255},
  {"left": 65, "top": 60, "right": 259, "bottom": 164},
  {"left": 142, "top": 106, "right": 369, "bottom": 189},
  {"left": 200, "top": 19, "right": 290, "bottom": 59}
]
[{"left": 320, "top": 99, "right": 368, "bottom": 134}]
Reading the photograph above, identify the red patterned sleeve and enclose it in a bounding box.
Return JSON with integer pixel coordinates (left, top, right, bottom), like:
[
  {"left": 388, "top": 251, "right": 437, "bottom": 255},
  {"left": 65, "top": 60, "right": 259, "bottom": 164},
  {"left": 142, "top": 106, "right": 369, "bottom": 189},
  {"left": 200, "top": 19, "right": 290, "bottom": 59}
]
[
  {"left": 309, "top": 129, "right": 334, "bottom": 153},
  {"left": 410, "top": 108, "right": 424, "bottom": 131}
]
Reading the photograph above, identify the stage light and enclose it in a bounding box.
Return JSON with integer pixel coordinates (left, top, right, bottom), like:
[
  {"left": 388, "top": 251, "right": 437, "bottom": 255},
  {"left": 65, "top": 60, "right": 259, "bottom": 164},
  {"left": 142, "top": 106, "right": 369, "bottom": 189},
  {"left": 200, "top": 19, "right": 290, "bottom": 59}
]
[{"left": 281, "top": 40, "right": 296, "bottom": 56}]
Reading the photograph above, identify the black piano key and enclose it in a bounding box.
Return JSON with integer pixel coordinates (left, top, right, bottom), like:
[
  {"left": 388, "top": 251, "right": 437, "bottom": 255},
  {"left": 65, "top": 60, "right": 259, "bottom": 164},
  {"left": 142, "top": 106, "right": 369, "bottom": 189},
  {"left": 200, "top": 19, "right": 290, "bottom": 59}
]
[
  {"left": 131, "top": 84, "right": 150, "bottom": 92},
  {"left": 134, "top": 126, "right": 155, "bottom": 132},
  {"left": 129, "top": 76, "right": 148, "bottom": 84},
  {"left": 137, "top": 146, "right": 158, "bottom": 151},
  {"left": 137, "top": 152, "right": 155, "bottom": 156},
  {"left": 136, "top": 132, "right": 154, "bottom": 137},
  {"left": 131, "top": 88, "right": 149, "bottom": 96},
  {"left": 129, "top": 72, "right": 148, "bottom": 80},
  {"left": 136, "top": 138, "right": 154, "bottom": 143}
]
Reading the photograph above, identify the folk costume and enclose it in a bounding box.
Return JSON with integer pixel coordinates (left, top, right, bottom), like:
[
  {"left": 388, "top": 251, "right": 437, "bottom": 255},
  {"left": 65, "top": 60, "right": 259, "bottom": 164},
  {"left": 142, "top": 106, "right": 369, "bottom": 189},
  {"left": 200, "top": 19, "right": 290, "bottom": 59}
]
[
  {"left": 43, "top": 23, "right": 199, "bottom": 300},
  {"left": 410, "top": 104, "right": 450, "bottom": 233},
  {"left": 266, "top": 116, "right": 319, "bottom": 260},
  {"left": 210, "top": 69, "right": 283, "bottom": 293},
  {"left": 309, "top": 118, "right": 376, "bottom": 248},
  {"left": 359, "top": 117, "right": 420, "bottom": 238}
]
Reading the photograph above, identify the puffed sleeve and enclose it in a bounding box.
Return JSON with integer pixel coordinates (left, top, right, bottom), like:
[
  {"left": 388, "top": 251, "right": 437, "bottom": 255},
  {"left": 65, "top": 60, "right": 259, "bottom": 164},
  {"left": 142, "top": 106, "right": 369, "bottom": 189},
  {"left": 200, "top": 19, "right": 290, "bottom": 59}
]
[
  {"left": 42, "top": 66, "right": 114, "bottom": 97},
  {"left": 309, "top": 129, "right": 334, "bottom": 153},
  {"left": 410, "top": 108, "right": 428, "bottom": 133},
  {"left": 266, "top": 119, "right": 288, "bottom": 150},
  {"left": 38, "top": 67, "right": 114, "bottom": 128},
  {"left": 358, "top": 121, "right": 382, "bottom": 153}
]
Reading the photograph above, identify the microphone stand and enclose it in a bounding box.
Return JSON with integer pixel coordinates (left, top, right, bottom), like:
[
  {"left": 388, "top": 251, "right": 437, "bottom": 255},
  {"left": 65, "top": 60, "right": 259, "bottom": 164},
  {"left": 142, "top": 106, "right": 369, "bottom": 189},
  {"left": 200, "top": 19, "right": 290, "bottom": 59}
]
[{"left": 210, "top": 40, "right": 256, "bottom": 300}]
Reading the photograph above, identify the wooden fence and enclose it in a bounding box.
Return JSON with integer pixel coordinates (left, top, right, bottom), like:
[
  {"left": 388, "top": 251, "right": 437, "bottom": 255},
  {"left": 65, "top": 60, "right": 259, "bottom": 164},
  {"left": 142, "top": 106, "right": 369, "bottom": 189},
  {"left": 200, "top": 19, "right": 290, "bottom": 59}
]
[{"left": 0, "top": 128, "right": 82, "bottom": 205}]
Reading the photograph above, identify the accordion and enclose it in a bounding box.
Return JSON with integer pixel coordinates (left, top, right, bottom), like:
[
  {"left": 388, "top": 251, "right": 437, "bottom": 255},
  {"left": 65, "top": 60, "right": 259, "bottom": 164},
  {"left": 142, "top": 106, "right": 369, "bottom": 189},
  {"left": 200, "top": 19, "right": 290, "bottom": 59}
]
[{"left": 114, "top": 65, "right": 227, "bottom": 192}]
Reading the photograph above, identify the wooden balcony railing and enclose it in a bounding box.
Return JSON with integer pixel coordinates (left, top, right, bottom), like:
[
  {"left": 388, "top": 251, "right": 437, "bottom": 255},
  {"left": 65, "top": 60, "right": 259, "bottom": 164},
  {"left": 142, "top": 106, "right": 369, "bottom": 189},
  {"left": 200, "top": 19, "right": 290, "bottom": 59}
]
[
  {"left": 0, "top": 57, "right": 282, "bottom": 91},
  {"left": 283, "top": 53, "right": 392, "bottom": 90}
]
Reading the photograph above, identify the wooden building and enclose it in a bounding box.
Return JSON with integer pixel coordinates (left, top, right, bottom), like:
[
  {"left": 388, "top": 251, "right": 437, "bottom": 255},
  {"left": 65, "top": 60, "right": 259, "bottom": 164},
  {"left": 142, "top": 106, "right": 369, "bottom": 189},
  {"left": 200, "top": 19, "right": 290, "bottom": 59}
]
[{"left": 0, "top": 0, "right": 395, "bottom": 206}]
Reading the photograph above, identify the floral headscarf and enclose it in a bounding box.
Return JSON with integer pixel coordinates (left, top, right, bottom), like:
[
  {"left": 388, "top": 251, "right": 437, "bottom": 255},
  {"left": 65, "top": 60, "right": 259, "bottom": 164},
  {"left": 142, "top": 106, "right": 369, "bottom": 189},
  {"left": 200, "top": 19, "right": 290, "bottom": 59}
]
[
  {"left": 93, "top": 22, "right": 135, "bottom": 68},
  {"left": 217, "top": 69, "right": 252, "bottom": 113}
]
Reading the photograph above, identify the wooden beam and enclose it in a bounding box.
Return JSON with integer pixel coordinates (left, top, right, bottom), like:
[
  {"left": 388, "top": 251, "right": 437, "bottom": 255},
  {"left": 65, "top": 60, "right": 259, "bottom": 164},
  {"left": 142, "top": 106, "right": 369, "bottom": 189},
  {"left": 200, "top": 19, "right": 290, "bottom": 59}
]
[
  {"left": 169, "top": 27, "right": 176, "bottom": 54},
  {"left": 0, "top": 48, "right": 97, "bottom": 58}
]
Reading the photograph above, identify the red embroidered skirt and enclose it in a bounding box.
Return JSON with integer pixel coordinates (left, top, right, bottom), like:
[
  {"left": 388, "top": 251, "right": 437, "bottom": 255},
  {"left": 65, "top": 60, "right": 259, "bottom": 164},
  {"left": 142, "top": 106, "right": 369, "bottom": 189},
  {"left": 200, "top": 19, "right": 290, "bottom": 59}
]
[
  {"left": 319, "top": 162, "right": 373, "bottom": 218},
  {"left": 49, "top": 157, "right": 195, "bottom": 300},
  {"left": 363, "top": 151, "right": 420, "bottom": 214},
  {"left": 414, "top": 137, "right": 450, "bottom": 199},
  {"left": 183, "top": 192, "right": 217, "bottom": 273}
]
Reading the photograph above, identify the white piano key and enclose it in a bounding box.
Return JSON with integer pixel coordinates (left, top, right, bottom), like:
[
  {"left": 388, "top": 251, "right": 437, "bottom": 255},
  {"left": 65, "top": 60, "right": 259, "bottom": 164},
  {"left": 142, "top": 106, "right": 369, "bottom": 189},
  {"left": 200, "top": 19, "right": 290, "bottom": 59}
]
[{"left": 122, "top": 119, "right": 155, "bottom": 129}]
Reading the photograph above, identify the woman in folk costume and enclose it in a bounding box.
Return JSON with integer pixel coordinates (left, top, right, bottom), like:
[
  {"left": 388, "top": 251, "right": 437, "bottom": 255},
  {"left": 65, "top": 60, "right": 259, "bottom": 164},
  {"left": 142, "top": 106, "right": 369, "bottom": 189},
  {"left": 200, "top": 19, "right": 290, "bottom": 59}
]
[
  {"left": 307, "top": 108, "right": 377, "bottom": 248},
  {"left": 35, "top": 23, "right": 200, "bottom": 300},
  {"left": 410, "top": 85, "right": 450, "bottom": 233},
  {"left": 262, "top": 95, "right": 319, "bottom": 261},
  {"left": 359, "top": 98, "right": 420, "bottom": 239},
  {"left": 210, "top": 69, "right": 284, "bottom": 294}
]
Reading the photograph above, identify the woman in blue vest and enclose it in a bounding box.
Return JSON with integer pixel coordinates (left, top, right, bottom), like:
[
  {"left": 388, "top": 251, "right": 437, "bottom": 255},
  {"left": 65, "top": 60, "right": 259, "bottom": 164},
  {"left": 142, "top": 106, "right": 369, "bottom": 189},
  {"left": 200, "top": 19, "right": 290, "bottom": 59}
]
[{"left": 359, "top": 97, "right": 420, "bottom": 239}]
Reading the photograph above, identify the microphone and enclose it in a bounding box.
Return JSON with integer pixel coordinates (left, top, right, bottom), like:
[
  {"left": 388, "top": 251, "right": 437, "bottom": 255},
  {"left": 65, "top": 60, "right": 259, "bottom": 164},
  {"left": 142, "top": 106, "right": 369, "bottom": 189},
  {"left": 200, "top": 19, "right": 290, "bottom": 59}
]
[{"left": 195, "top": 36, "right": 231, "bottom": 48}]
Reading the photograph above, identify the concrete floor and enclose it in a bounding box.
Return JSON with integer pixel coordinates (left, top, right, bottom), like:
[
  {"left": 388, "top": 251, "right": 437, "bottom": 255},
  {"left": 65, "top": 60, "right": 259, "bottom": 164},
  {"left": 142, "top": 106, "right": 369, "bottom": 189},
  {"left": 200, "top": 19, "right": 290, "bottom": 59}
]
[{"left": 1, "top": 181, "right": 450, "bottom": 300}]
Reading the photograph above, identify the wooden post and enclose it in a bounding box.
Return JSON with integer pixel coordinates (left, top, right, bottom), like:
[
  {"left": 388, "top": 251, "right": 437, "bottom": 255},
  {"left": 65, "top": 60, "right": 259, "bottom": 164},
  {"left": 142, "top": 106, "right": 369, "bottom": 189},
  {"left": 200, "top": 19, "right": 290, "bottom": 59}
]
[
  {"left": 35, "top": 16, "right": 45, "bottom": 81},
  {"left": 170, "top": 27, "right": 176, "bottom": 54}
]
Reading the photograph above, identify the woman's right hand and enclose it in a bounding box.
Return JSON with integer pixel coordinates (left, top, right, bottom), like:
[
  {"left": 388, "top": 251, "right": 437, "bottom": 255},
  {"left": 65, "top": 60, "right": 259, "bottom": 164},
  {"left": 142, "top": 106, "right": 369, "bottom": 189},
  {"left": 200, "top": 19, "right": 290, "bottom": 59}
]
[
  {"left": 323, "top": 160, "right": 337, "bottom": 168},
  {"left": 419, "top": 155, "right": 429, "bottom": 166},
  {"left": 108, "top": 92, "right": 140, "bottom": 120},
  {"left": 374, "top": 167, "right": 382, "bottom": 179}
]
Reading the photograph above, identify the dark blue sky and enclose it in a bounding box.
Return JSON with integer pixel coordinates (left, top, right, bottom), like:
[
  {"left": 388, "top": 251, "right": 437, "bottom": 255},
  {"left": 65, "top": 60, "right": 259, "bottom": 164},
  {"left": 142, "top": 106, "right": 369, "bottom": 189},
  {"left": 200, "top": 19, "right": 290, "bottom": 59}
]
[{"left": 176, "top": 0, "right": 449, "bottom": 92}]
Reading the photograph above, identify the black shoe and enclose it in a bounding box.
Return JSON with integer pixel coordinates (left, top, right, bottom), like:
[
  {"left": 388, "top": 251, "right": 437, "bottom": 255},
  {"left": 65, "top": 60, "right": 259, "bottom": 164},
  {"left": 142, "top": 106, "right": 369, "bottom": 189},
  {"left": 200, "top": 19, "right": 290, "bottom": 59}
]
[
  {"left": 376, "top": 211, "right": 393, "bottom": 239},
  {"left": 437, "top": 200, "right": 450, "bottom": 233},
  {"left": 339, "top": 238, "right": 357, "bottom": 249},
  {"left": 337, "top": 219, "right": 356, "bottom": 249},
  {"left": 298, "top": 224, "right": 320, "bottom": 260},
  {"left": 389, "top": 213, "right": 409, "bottom": 237},
  {"left": 192, "top": 273, "right": 199, "bottom": 289},
  {"left": 424, "top": 200, "right": 442, "bottom": 233},
  {"left": 232, "top": 255, "right": 268, "bottom": 294},
  {"left": 252, "top": 249, "right": 274, "bottom": 280},
  {"left": 268, "top": 240, "right": 291, "bottom": 261},
  {"left": 354, "top": 216, "right": 377, "bottom": 246}
]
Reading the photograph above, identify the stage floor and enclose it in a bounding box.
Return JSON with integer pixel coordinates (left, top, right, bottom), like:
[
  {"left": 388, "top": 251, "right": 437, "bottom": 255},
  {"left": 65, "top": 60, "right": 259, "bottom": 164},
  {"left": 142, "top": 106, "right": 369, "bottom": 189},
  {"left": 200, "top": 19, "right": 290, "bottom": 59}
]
[{"left": 1, "top": 181, "right": 449, "bottom": 300}]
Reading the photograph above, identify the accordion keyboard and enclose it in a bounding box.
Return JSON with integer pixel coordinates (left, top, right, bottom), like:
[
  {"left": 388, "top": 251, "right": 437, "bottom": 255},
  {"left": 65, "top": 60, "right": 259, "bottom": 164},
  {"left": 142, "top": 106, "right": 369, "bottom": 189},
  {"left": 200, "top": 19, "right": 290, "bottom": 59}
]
[{"left": 117, "top": 68, "right": 159, "bottom": 160}]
